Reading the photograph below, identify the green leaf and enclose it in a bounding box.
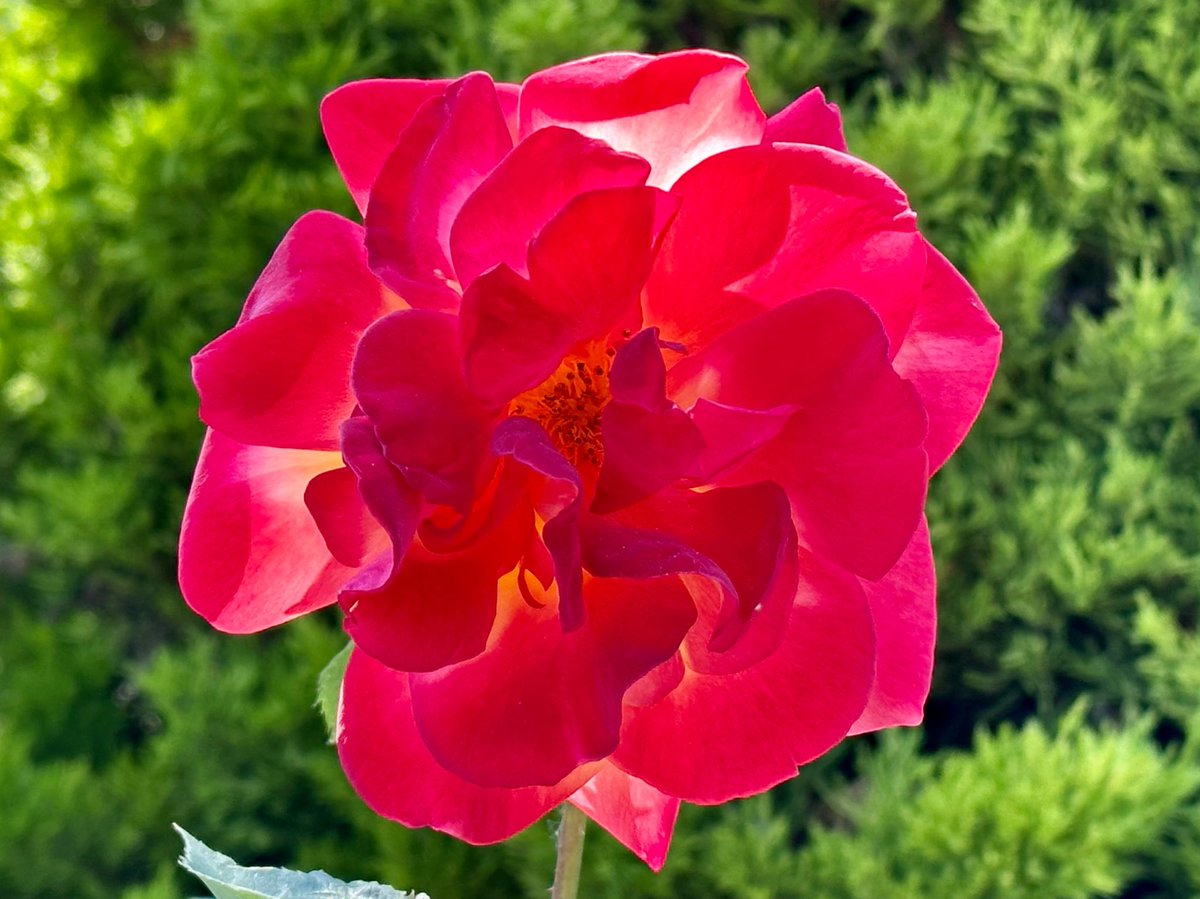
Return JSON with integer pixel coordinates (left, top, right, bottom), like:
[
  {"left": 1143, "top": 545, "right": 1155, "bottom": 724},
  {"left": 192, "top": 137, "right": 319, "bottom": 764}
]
[
  {"left": 315, "top": 642, "right": 352, "bottom": 742},
  {"left": 176, "top": 825, "right": 429, "bottom": 899}
]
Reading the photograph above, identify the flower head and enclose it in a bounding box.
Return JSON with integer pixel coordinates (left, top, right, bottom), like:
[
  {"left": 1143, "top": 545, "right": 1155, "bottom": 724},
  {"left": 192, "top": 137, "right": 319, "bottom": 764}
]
[{"left": 180, "top": 50, "right": 1000, "bottom": 870}]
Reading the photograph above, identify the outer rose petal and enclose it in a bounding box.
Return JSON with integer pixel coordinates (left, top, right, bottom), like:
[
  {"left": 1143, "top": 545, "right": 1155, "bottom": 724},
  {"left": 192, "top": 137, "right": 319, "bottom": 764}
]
[
  {"left": 569, "top": 765, "right": 679, "bottom": 872},
  {"left": 519, "top": 50, "right": 765, "bottom": 187},
  {"left": 338, "top": 648, "right": 595, "bottom": 844},
  {"left": 366, "top": 73, "right": 513, "bottom": 309},
  {"left": 670, "top": 291, "right": 928, "bottom": 580},
  {"left": 352, "top": 309, "right": 494, "bottom": 511},
  {"left": 179, "top": 430, "right": 351, "bottom": 632},
  {"left": 645, "top": 144, "right": 924, "bottom": 354},
  {"left": 409, "top": 574, "right": 696, "bottom": 789},
  {"left": 763, "top": 87, "right": 848, "bottom": 151},
  {"left": 893, "top": 241, "right": 1002, "bottom": 471},
  {"left": 614, "top": 548, "right": 874, "bottom": 803},
  {"left": 321, "top": 79, "right": 450, "bottom": 215},
  {"left": 849, "top": 518, "right": 936, "bottom": 735},
  {"left": 450, "top": 126, "right": 650, "bottom": 288},
  {"left": 193, "top": 212, "right": 397, "bottom": 451}
]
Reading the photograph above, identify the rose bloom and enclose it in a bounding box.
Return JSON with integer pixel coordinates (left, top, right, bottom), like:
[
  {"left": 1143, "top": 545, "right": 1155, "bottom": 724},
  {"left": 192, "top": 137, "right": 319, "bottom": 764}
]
[{"left": 179, "top": 50, "right": 1000, "bottom": 869}]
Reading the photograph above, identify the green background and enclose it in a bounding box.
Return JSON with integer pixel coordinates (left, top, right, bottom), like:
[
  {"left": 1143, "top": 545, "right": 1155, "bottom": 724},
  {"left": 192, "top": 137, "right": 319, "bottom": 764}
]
[{"left": 3, "top": 0, "right": 1200, "bottom": 895}]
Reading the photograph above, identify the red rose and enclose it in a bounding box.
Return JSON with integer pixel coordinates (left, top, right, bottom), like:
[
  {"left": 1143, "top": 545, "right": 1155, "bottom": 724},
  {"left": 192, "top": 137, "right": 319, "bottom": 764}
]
[{"left": 180, "top": 50, "right": 1000, "bottom": 870}]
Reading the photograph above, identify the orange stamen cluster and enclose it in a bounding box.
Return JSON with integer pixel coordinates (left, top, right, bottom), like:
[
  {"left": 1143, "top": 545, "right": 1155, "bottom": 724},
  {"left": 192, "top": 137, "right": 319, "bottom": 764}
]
[{"left": 509, "top": 341, "right": 617, "bottom": 468}]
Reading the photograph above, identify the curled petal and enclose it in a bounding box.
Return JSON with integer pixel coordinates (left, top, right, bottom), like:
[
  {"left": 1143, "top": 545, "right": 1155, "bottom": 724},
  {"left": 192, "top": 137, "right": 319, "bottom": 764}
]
[
  {"left": 764, "top": 87, "right": 848, "bottom": 151},
  {"left": 193, "top": 212, "right": 395, "bottom": 451},
  {"left": 338, "top": 648, "right": 594, "bottom": 843},
  {"left": 352, "top": 309, "right": 494, "bottom": 511},
  {"left": 615, "top": 548, "right": 874, "bottom": 803},
  {"left": 461, "top": 186, "right": 673, "bottom": 407},
  {"left": 594, "top": 330, "right": 703, "bottom": 513},
  {"left": 670, "top": 290, "right": 928, "bottom": 579},
  {"left": 366, "top": 73, "right": 513, "bottom": 309},
  {"left": 520, "top": 50, "right": 765, "bottom": 187},
  {"left": 849, "top": 518, "right": 936, "bottom": 735},
  {"left": 450, "top": 126, "right": 650, "bottom": 288},
  {"left": 179, "top": 430, "right": 351, "bottom": 632},
  {"left": 303, "top": 465, "right": 385, "bottom": 569},
  {"left": 492, "top": 417, "right": 584, "bottom": 630},
  {"left": 570, "top": 765, "right": 679, "bottom": 871},
  {"left": 321, "top": 79, "right": 450, "bottom": 215},
  {"left": 893, "top": 242, "right": 1002, "bottom": 470},
  {"left": 409, "top": 574, "right": 695, "bottom": 789},
  {"left": 646, "top": 144, "right": 924, "bottom": 353}
]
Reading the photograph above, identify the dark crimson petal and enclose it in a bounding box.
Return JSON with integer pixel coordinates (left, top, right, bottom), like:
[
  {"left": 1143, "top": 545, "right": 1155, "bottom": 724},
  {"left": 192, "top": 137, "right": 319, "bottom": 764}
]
[
  {"left": 340, "top": 543, "right": 502, "bottom": 674},
  {"left": 763, "top": 87, "right": 848, "bottom": 151},
  {"left": 519, "top": 50, "right": 765, "bottom": 187},
  {"left": 645, "top": 144, "right": 925, "bottom": 354},
  {"left": 892, "top": 241, "right": 1002, "bottom": 471},
  {"left": 352, "top": 309, "right": 494, "bottom": 511},
  {"left": 338, "top": 648, "right": 595, "bottom": 843},
  {"left": 450, "top": 126, "right": 650, "bottom": 289},
  {"left": 614, "top": 547, "right": 874, "bottom": 803},
  {"left": 409, "top": 574, "right": 696, "bottom": 789},
  {"left": 492, "top": 417, "right": 583, "bottom": 629},
  {"left": 303, "top": 465, "right": 386, "bottom": 568},
  {"left": 339, "top": 416, "right": 421, "bottom": 560},
  {"left": 460, "top": 186, "right": 673, "bottom": 407},
  {"left": 849, "top": 518, "right": 936, "bottom": 735},
  {"left": 669, "top": 290, "right": 928, "bottom": 580},
  {"left": 569, "top": 765, "right": 680, "bottom": 872},
  {"left": 193, "top": 212, "right": 397, "bottom": 451},
  {"left": 605, "top": 482, "right": 797, "bottom": 670},
  {"left": 320, "top": 79, "right": 450, "bottom": 215},
  {"left": 366, "top": 72, "right": 513, "bottom": 309},
  {"left": 179, "top": 430, "right": 352, "bottom": 633},
  {"left": 594, "top": 329, "right": 703, "bottom": 513}
]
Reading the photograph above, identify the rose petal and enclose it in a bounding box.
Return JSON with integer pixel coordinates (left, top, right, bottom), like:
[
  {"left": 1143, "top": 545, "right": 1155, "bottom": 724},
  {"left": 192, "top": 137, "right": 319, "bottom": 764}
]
[
  {"left": 892, "top": 241, "right": 1002, "bottom": 471},
  {"left": 338, "top": 648, "right": 594, "bottom": 844},
  {"left": 492, "top": 417, "right": 584, "bottom": 630},
  {"left": 669, "top": 290, "right": 928, "bottom": 579},
  {"left": 321, "top": 79, "right": 450, "bottom": 215},
  {"left": 450, "top": 126, "right": 650, "bottom": 288},
  {"left": 570, "top": 765, "right": 680, "bottom": 871},
  {"left": 303, "top": 465, "right": 385, "bottom": 568},
  {"left": 614, "top": 547, "right": 874, "bottom": 803},
  {"left": 409, "top": 573, "right": 695, "bottom": 788},
  {"left": 763, "top": 87, "right": 848, "bottom": 151},
  {"left": 460, "top": 186, "right": 672, "bottom": 407},
  {"left": 193, "top": 212, "right": 396, "bottom": 451},
  {"left": 520, "top": 50, "right": 765, "bottom": 187},
  {"left": 179, "top": 430, "right": 351, "bottom": 632},
  {"left": 366, "top": 72, "right": 513, "bottom": 309},
  {"left": 339, "top": 416, "right": 422, "bottom": 561},
  {"left": 645, "top": 144, "right": 925, "bottom": 354},
  {"left": 594, "top": 330, "right": 703, "bottom": 513},
  {"left": 352, "top": 309, "right": 494, "bottom": 511},
  {"left": 849, "top": 518, "right": 936, "bottom": 734}
]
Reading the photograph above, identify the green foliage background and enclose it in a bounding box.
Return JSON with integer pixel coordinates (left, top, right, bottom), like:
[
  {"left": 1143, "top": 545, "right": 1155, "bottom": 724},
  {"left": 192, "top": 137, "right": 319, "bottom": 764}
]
[{"left": 2, "top": 0, "right": 1200, "bottom": 895}]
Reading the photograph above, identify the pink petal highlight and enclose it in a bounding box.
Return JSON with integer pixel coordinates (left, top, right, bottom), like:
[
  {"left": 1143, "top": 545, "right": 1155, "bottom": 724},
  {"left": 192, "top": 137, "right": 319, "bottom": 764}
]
[
  {"left": 893, "top": 241, "right": 1003, "bottom": 470},
  {"left": 570, "top": 765, "right": 680, "bottom": 871},
  {"left": 849, "top": 518, "right": 936, "bottom": 735},
  {"left": 179, "top": 430, "right": 351, "bottom": 633},
  {"left": 520, "top": 50, "right": 766, "bottom": 187},
  {"left": 764, "top": 87, "right": 848, "bottom": 151}
]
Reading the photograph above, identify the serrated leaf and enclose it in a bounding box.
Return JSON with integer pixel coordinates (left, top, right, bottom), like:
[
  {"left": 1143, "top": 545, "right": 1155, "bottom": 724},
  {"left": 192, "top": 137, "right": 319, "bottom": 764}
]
[
  {"left": 175, "top": 825, "right": 429, "bottom": 899},
  {"left": 316, "top": 642, "right": 352, "bottom": 742}
]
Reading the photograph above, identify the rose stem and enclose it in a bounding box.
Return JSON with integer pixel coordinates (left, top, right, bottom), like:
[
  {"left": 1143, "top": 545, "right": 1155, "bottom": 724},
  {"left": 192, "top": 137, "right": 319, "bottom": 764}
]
[{"left": 551, "top": 804, "right": 588, "bottom": 899}]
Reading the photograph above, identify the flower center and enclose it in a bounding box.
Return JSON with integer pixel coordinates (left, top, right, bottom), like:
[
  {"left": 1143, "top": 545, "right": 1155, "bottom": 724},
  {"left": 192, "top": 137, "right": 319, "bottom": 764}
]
[{"left": 509, "top": 341, "right": 616, "bottom": 468}]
